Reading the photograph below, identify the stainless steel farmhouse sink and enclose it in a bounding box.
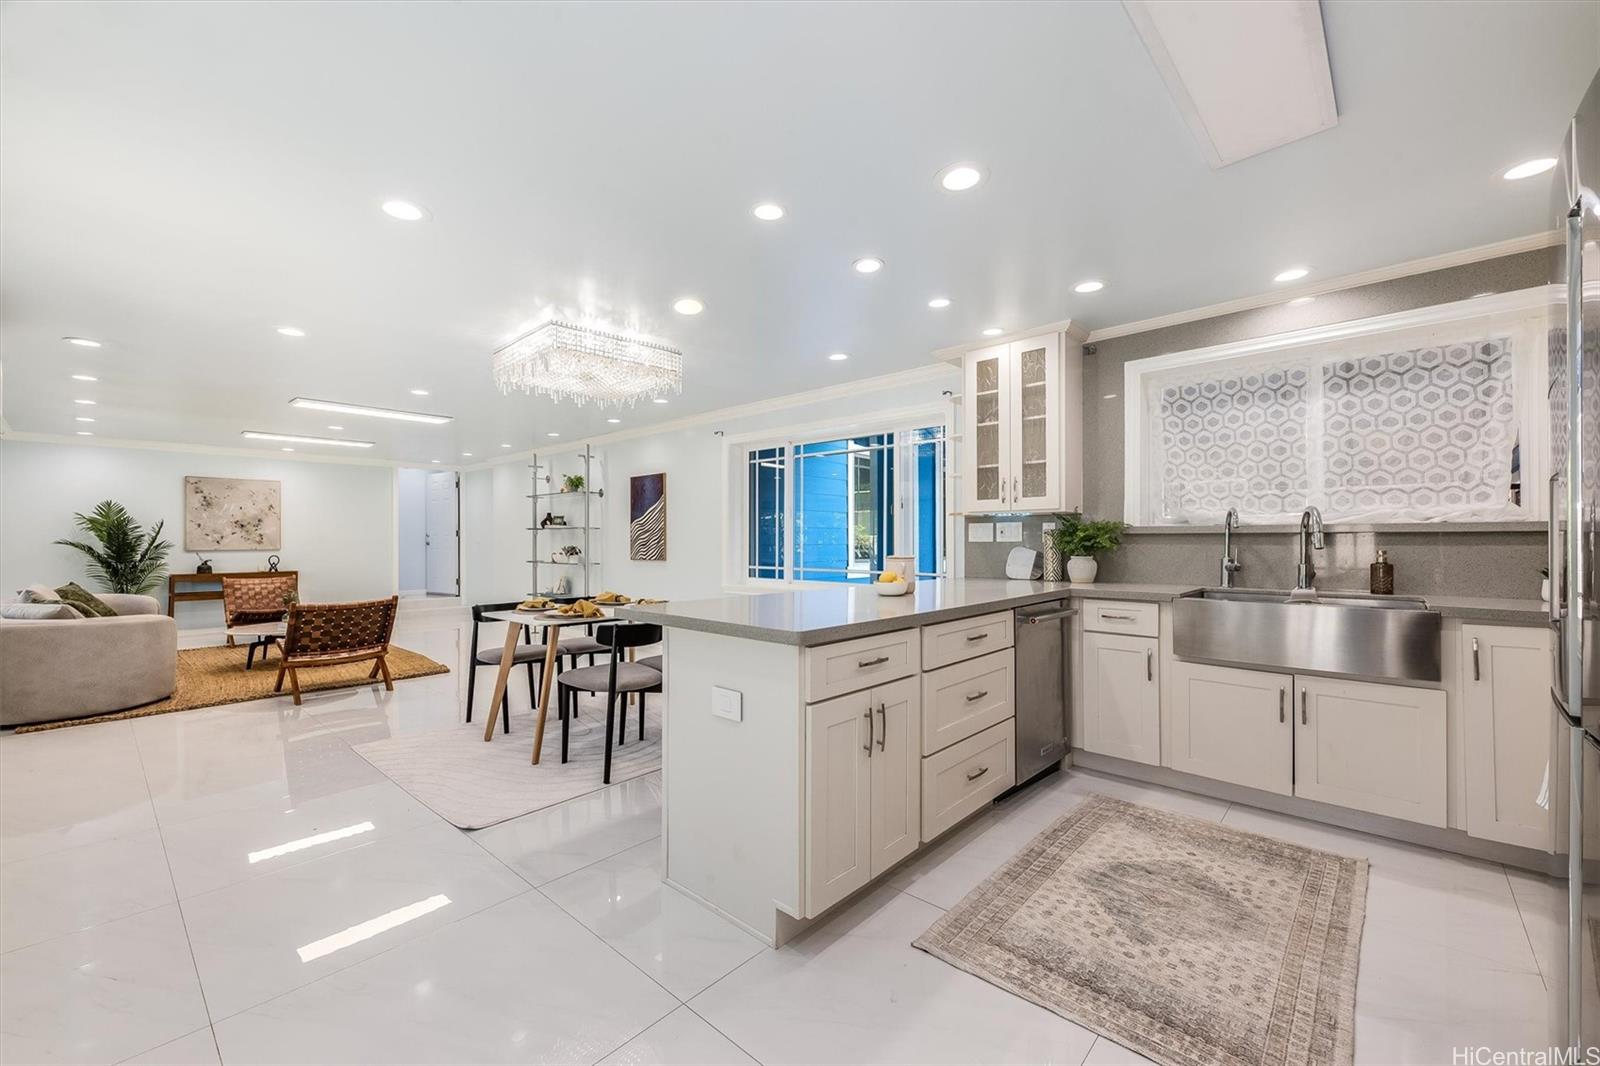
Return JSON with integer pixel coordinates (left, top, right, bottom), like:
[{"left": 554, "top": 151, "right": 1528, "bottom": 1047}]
[{"left": 1172, "top": 587, "right": 1442, "bottom": 683}]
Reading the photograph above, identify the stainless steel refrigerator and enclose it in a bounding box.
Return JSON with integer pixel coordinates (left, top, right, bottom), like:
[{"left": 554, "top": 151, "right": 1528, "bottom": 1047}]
[{"left": 1548, "top": 66, "right": 1600, "bottom": 1055}]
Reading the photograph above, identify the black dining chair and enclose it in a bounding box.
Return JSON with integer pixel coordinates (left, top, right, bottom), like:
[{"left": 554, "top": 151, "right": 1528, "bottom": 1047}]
[
  {"left": 466, "top": 601, "right": 551, "bottom": 733},
  {"left": 555, "top": 622, "right": 663, "bottom": 782}
]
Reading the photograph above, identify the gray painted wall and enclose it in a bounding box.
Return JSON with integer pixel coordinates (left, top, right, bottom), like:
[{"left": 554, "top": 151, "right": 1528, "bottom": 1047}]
[{"left": 965, "top": 247, "right": 1557, "bottom": 600}]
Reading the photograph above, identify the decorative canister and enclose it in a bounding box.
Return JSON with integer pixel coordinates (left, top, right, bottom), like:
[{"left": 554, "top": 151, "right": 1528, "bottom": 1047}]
[{"left": 1042, "top": 548, "right": 1064, "bottom": 582}]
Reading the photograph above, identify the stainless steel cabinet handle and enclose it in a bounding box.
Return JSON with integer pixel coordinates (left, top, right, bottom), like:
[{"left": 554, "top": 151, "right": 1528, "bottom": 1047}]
[
  {"left": 1301, "top": 688, "right": 1308, "bottom": 726},
  {"left": 1013, "top": 476, "right": 1019, "bottom": 502},
  {"left": 965, "top": 632, "right": 989, "bottom": 642},
  {"left": 1279, "top": 687, "right": 1285, "bottom": 724},
  {"left": 965, "top": 690, "right": 989, "bottom": 703},
  {"left": 858, "top": 656, "right": 889, "bottom": 669},
  {"left": 862, "top": 708, "right": 873, "bottom": 756},
  {"left": 1146, "top": 649, "right": 1153, "bottom": 682},
  {"left": 966, "top": 765, "right": 990, "bottom": 782},
  {"left": 1472, "top": 637, "right": 1481, "bottom": 682},
  {"left": 875, "top": 704, "right": 886, "bottom": 751},
  {"left": 1101, "top": 612, "right": 1137, "bottom": 622}
]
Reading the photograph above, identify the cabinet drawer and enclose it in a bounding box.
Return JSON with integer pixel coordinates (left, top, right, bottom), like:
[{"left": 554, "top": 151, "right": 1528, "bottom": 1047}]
[
  {"left": 921, "top": 719, "right": 1015, "bottom": 842},
  {"left": 922, "top": 649, "right": 1014, "bottom": 755},
  {"left": 1082, "top": 599, "right": 1159, "bottom": 637},
  {"left": 921, "top": 611, "right": 1013, "bottom": 671},
  {"left": 805, "top": 629, "right": 919, "bottom": 703}
]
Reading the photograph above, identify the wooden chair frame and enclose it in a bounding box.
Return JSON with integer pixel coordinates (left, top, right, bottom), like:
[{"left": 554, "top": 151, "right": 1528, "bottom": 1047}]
[{"left": 273, "top": 596, "right": 399, "bottom": 706}]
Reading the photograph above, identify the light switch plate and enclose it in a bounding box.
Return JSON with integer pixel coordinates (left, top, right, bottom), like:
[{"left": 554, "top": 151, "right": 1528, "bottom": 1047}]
[
  {"left": 711, "top": 685, "right": 743, "bottom": 722},
  {"left": 995, "top": 521, "right": 1023, "bottom": 542},
  {"left": 967, "top": 522, "right": 995, "bottom": 543}
]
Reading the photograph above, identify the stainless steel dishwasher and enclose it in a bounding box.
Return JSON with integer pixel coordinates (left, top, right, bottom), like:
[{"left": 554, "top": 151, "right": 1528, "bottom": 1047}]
[{"left": 1013, "top": 599, "right": 1076, "bottom": 786}]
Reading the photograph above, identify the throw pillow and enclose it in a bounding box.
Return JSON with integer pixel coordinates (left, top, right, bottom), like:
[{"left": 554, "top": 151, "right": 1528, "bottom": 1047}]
[
  {"left": 0, "top": 602, "right": 84, "bottom": 621},
  {"left": 54, "top": 582, "right": 117, "bottom": 618}
]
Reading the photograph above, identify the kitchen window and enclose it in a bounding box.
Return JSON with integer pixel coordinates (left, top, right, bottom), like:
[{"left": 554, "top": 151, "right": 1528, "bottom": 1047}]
[
  {"left": 1122, "top": 290, "right": 1551, "bottom": 526},
  {"left": 742, "top": 424, "right": 948, "bottom": 584}
]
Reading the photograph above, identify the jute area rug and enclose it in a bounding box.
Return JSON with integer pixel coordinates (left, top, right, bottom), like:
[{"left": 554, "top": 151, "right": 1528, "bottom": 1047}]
[
  {"left": 353, "top": 701, "right": 662, "bottom": 830},
  {"left": 915, "top": 795, "right": 1368, "bottom": 1066},
  {"left": 16, "top": 644, "right": 450, "bottom": 732}
]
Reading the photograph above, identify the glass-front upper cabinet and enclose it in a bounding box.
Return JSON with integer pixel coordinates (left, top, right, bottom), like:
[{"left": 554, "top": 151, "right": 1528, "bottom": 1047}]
[{"left": 959, "top": 330, "right": 1081, "bottom": 514}]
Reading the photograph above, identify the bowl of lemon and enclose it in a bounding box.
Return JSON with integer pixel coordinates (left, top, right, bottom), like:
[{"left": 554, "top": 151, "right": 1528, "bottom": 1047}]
[{"left": 874, "top": 571, "right": 911, "bottom": 597}]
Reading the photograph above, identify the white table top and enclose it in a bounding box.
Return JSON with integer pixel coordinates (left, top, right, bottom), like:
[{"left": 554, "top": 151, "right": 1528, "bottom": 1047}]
[{"left": 484, "top": 608, "right": 618, "bottom": 627}]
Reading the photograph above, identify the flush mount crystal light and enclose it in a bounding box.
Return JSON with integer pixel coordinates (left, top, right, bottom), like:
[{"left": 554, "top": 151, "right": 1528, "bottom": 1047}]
[
  {"left": 289, "top": 397, "right": 453, "bottom": 424},
  {"left": 853, "top": 257, "right": 884, "bottom": 274},
  {"left": 491, "top": 319, "right": 683, "bottom": 409},
  {"left": 1273, "top": 266, "right": 1310, "bottom": 283},
  {"left": 242, "top": 431, "right": 376, "bottom": 448},
  {"left": 1503, "top": 157, "right": 1557, "bottom": 181},
  {"left": 938, "top": 164, "right": 983, "bottom": 191}
]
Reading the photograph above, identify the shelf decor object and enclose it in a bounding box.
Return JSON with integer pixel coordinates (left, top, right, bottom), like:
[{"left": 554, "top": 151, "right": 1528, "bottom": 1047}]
[
  {"left": 491, "top": 319, "right": 682, "bottom": 408},
  {"left": 528, "top": 446, "right": 603, "bottom": 597}
]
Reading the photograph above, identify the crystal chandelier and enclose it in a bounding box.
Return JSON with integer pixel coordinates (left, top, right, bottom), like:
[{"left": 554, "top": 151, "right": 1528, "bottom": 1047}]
[{"left": 491, "top": 319, "right": 683, "bottom": 408}]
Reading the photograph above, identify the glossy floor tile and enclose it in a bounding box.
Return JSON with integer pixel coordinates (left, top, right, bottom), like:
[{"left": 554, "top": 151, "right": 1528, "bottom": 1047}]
[{"left": 0, "top": 611, "right": 1581, "bottom": 1064}]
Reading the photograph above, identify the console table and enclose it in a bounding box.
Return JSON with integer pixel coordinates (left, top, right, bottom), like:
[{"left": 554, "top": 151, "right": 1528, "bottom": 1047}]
[{"left": 167, "top": 570, "right": 299, "bottom": 620}]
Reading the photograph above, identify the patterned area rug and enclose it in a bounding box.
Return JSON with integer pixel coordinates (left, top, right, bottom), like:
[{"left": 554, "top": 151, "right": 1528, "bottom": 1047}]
[
  {"left": 15, "top": 644, "right": 449, "bottom": 732},
  {"left": 353, "top": 700, "right": 661, "bottom": 829},
  {"left": 914, "top": 795, "right": 1368, "bottom": 1066}
]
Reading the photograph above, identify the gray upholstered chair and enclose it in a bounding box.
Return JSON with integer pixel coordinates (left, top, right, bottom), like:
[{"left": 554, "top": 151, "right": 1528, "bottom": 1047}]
[{"left": 555, "top": 623, "right": 662, "bottom": 781}]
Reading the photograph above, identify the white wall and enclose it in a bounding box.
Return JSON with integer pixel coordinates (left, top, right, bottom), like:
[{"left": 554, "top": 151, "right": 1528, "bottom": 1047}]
[
  {"left": 0, "top": 438, "right": 397, "bottom": 629},
  {"left": 397, "top": 467, "right": 427, "bottom": 591}
]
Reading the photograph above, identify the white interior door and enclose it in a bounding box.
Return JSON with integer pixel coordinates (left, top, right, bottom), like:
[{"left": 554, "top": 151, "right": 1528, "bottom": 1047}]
[{"left": 425, "top": 471, "right": 458, "bottom": 596}]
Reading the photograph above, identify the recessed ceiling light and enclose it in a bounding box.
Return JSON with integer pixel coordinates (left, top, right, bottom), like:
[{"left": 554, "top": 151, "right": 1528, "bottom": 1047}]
[
  {"left": 63, "top": 337, "right": 101, "bottom": 348},
  {"left": 652, "top": 397, "right": 669, "bottom": 404},
  {"left": 75, "top": 416, "right": 94, "bottom": 423},
  {"left": 607, "top": 418, "right": 621, "bottom": 424},
  {"left": 277, "top": 327, "right": 306, "bottom": 338},
  {"left": 409, "top": 388, "right": 430, "bottom": 396},
  {"left": 74, "top": 398, "right": 96, "bottom": 405},
  {"left": 430, "top": 459, "right": 441, "bottom": 464},
  {"left": 281, "top": 447, "right": 294, "bottom": 452},
  {"left": 381, "top": 200, "right": 429, "bottom": 221},
  {"left": 928, "top": 297, "right": 951, "bottom": 309},
  {"left": 853, "top": 257, "right": 884, "bottom": 274},
  {"left": 673, "top": 297, "right": 704, "bottom": 316},
  {"left": 462, "top": 452, "right": 473, "bottom": 458},
  {"left": 76, "top": 430, "right": 93, "bottom": 436},
  {"left": 938, "top": 164, "right": 983, "bottom": 192},
  {"left": 241, "top": 431, "right": 376, "bottom": 448},
  {"left": 1503, "top": 158, "right": 1557, "bottom": 181},
  {"left": 71, "top": 374, "right": 97, "bottom": 382},
  {"left": 982, "top": 327, "right": 1004, "bottom": 337},
  {"left": 1273, "top": 266, "right": 1310, "bottom": 283},
  {"left": 500, "top": 443, "right": 512, "bottom": 448},
  {"left": 290, "top": 397, "right": 452, "bottom": 424},
  {"left": 1073, "top": 280, "right": 1105, "bottom": 294},
  {"left": 1288, "top": 295, "right": 1316, "bottom": 306},
  {"left": 328, "top": 425, "right": 344, "bottom": 430},
  {"left": 752, "top": 203, "right": 785, "bottom": 222},
  {"left": 546, "top": 431, "right": 560, "bottom": 438},
  {"left": 828, "top": 352, "right": 849, "bottom": 361}
]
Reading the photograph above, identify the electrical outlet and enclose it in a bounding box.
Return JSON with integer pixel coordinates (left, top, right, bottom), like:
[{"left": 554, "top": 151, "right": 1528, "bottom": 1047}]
[
  {"left": 996, "top": 521, "right": 1023, "bottom": 542},
  {"left": 967, "top": 522, "right": 995, "bottom": 543}
]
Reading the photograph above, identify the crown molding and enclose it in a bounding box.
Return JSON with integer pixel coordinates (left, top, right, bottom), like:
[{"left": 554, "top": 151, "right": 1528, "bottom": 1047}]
[
  {"left": 1084, "top": 230, "right": 1560, "bottom": 344},
  {"left": 931, "top": 317, "right": 1088, "bottom": 364}
]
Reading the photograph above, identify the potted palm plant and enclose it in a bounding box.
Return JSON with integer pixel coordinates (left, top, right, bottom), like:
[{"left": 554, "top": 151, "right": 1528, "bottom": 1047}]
[
  {"left": 1050, "top": 513, "right": 1125, "bottom": 584},
  {"left": 53, "top": 500, "right": 173, "bottom": 594}
]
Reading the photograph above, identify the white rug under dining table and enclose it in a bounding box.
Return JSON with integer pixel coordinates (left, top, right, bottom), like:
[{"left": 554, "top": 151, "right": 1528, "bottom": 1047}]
[{"left": 353, "top": 699, "right": 662, "bottom": 829}]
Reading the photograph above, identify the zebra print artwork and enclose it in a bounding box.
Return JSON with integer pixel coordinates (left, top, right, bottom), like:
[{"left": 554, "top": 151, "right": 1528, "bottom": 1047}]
[{"left": 629, "top": 472, "right": 666, "bottom": 561}]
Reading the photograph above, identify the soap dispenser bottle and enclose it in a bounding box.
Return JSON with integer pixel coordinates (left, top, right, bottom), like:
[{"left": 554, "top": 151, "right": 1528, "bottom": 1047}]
[{"left": 1370, "top": 549, "right": 1394, "bottom": 595}]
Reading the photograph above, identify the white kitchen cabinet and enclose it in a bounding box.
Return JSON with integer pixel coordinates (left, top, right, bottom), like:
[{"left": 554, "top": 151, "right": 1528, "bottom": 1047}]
[
  {"left": 1082, "top": 631, "right": 1160, "bottom": 765},
  {"left": 958, "top": 331, "right": 1082, "bottom": 514},
  {"left": 1294, "top": 676, "right": 1447, "bottom": 827},
  {"left": 1167, "top": 661, "right": 1293, "bottom": 796},
  {"left": 804, "top": 678, "right": 921, "bottom": 917},
  {"left": 1462, "top": 625, "right": 1554, "bottom": 850}
]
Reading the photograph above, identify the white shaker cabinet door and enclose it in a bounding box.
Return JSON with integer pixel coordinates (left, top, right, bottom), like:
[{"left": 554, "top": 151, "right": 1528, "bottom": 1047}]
[
  {"left": 1167, "top": 661, "right": 1293, "bottom": 796},
  {"left": 1462, "top": 624, "right": 1554, "bottom": 850},
  {"left": 804, "top": 690, "right": 872, "bottom": 918},
  {"left": 1082, "top": 632, "right": 1161, "bottom": 766},
  {"left": 868, "top": 677, "right": 922, "bottom": 878},
  {"left": 1007, "top": 332, "right": 1063, "bottom": 512},
  {"left": 1293, "top": 676, "right": 1447, "bottom": 827},
  {"left": 961, "top": 344, "right": 1011, "bottom": 512}
]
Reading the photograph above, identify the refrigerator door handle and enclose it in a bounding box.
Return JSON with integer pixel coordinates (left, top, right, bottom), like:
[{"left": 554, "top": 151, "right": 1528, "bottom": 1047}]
[{"left": 1550, "top": 472, "right": 1563, "bottom": 625}]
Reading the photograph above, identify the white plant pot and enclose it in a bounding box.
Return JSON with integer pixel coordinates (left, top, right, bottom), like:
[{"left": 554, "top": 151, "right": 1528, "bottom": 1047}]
[{"left": 1066, "top": 556, "right": 1098, "bottom": 584}]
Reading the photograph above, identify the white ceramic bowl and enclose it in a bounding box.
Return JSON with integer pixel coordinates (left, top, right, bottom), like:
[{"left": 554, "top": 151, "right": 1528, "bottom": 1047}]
[{"left": 874, "top": 580, "right": 911, "bottom": 597}]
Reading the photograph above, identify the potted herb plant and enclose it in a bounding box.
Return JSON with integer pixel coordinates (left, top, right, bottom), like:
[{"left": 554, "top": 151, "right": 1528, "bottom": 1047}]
[
  {"left": 562, "top": 474, "right": 585, "bottom": 494},
  {"left": 1050, "top": 513, "right": 1125, "bottom": 584}
]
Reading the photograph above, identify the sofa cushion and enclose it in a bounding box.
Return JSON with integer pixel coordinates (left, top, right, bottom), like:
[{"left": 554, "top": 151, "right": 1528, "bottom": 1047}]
[
  {"left": 55, "top": 582, "right": 117, "bottom": 618},
  {"left": 0, "top": 602, "right": 83, "bottom": 621}
]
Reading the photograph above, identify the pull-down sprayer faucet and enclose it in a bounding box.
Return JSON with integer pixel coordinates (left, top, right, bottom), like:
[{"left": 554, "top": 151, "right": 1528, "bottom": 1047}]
[
  {"left": 1220, "top": 508, "right": 1242, "bottom": 588},
  {"left": 1296, "top": 506, "right": 1325, "bottom": 590}
]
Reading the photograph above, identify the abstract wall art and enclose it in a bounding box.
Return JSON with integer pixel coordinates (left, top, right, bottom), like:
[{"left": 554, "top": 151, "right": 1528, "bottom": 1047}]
[
  {"left": 629, "top": 472, "right": 666, "bottom": 561},
  {"left": 184, "top": 476, "right": 282, "bottom": 550}
]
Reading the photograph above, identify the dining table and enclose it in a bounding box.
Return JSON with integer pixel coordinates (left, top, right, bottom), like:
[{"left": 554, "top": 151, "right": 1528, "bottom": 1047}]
[{"left": 478, "top": 607, "right": 618, "bottom": 764}]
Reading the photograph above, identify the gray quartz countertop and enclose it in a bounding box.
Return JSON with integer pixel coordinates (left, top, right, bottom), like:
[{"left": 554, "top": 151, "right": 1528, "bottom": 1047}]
[{"left": 616, "top": 579, "right": 1548, "bottom": 645}]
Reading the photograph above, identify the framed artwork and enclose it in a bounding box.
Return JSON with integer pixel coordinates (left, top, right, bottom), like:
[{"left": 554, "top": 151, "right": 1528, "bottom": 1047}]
[
  {"left": 184, "top": 476, "right": 282, "bottom": 550},
  {"left": 629, "top": 472, "right": 666, "bottom": 561}
]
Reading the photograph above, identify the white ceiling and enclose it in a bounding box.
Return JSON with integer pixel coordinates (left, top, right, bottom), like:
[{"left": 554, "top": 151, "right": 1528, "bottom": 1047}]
[{"left": 2, "top": 1, "right": 1596, "bottom": 462}]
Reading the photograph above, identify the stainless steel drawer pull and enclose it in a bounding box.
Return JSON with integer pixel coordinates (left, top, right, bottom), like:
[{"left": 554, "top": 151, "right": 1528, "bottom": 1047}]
[
  {"left": 1472, "top": 637, "right": 1481, "bottom": 681},
  {"left": 965, "top": 632, "right": 990, "bottom": 642},
  {"left": 862, "top": 708, "right": 873, "bottom": 756},
  {"left": 966, "top": 765, "right": 990, "bottom": 782},
  {"left": 1279, "top": 687, "right": 1285, "bottom": 724},
  {"left": 965, "top": 690, "right": 989, "bottom": 702},
  {"left": 1301, "top": 688, "right": 1308, "bottom": 726},
  {"left": 858, "top": 656, "right": 890, "bottom": 669},
  {"left": 1146, "top": 649, "right": 1153, "bottom": 682},
  {"left": 1101, "top": 612, "right": 1138, "bottom": 622}
]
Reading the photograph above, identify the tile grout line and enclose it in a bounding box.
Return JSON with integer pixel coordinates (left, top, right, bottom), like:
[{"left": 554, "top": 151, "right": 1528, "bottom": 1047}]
[
  {"left": 682, "top": 1000, "right": 767, "bottom": 1065},
  {"left": 1503, "top": 864, "right": 1551, "bottom": 992}
]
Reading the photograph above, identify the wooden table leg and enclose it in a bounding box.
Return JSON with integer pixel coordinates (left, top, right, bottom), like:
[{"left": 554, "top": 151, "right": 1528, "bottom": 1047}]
[
  {"left": 481, "top": 621, "right": 523, "bottom": 741},
  {"left": 531, "top": 626, "right": 562, "bottom": 764}
]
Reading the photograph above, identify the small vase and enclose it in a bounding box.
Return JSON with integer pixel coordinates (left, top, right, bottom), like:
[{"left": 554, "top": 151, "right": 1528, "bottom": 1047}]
[
  {"left": 1041, "top": 548, "right": 1064, "bottom": 582},
  {"left": 1066, "top": 556, "right": 1098, "bottom": 583}
]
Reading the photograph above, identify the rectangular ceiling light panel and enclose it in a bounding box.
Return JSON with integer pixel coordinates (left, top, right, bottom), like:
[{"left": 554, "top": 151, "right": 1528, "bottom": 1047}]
[
  {"left": 1123, "top": 0, "right": 1337, "bottom": 168},
  {"left": 288, "top": 397, "right": 453, "bottom": 424}
]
